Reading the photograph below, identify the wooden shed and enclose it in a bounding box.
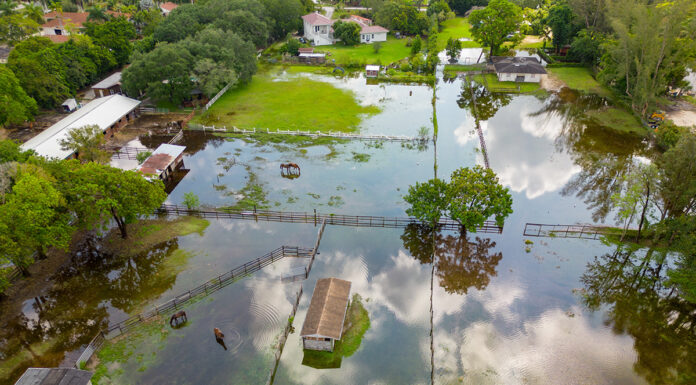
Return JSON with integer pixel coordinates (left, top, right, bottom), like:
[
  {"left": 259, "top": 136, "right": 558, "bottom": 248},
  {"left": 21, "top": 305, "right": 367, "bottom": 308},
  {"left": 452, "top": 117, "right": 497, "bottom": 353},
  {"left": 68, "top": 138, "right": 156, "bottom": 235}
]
[
  {"left": 301, "top": 278, "right": 352, "bottom": 352},
  {"left": 365, "top": 65, "right": 380, "bottom": 78}
]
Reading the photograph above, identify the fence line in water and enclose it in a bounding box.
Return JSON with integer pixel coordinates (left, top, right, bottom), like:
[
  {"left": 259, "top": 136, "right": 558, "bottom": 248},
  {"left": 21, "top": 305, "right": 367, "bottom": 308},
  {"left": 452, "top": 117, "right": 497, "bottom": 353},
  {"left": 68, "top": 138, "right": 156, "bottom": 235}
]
[
  {"left": 523, "top": 223, "right": 624, "bottom": 240},
  {"left": 188, "top": 124, "right": 429, "bottom": 143},
  {"left": 75, "top": 246, "right": 313, "bottom": 368},
  {"left": 155, "top": 204, "right": 503, "bottom": 234}
]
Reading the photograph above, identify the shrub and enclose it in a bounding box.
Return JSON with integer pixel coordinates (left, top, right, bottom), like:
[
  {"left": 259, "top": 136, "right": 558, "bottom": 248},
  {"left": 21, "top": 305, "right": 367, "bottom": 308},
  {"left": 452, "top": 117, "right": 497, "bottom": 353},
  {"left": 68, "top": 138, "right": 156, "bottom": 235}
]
[
  {"left": 373, "top": 41, "right": 383, "bottom": 53},
  {"left": 183, "top": 192, "right": 200, "bottom": 209}
]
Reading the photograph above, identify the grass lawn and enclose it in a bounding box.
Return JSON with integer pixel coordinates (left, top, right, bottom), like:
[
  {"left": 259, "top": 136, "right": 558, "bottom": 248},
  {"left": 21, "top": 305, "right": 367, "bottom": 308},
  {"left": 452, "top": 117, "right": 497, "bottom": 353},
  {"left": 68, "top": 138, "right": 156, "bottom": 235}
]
[
  {"left": 547, "top": 66, "right": 610, "bottom": 96},
  {"left": 585, "top": 107, "right": 645, "bottom": 135},
  {"left": 473, "top": 74, "right": 541, "bottom": 93},
  {"left": 192, "top": 75, "right": 380, "bottom": 132},
  {"left": 437, "top": 17, "right": 481, "bottom": 50},
  {"left": 444, "top": 63, "right": 486, "bottom": 73},
  {"left": 315, "top": 37, "right": 410, "bottom": 66}
]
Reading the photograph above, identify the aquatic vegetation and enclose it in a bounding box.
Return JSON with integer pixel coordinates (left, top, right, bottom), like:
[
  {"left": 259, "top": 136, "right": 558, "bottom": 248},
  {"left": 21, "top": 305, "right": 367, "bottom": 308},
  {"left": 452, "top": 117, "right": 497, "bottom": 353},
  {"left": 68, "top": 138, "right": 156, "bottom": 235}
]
[
  {"left": 328, "top": 196, "right": 345, "bottom": 207},
  {"left": 351, "top": 152, "right": 371, "bottom": 162}
]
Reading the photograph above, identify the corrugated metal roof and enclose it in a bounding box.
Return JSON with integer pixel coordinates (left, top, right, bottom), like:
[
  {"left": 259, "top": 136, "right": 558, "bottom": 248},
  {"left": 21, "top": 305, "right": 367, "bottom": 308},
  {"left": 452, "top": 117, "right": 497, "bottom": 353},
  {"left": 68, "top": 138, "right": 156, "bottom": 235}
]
[
  {"left": 301, "top": 278, "right": 351, "bottom": 340},
  {"left": 138, "top": 143, "right": 185, "bottom": 177},
  {"left": 21, "top": 94, "right": 141, "bottom": 159},
  {"left": 15, "top": 367, "right": 93, "bottom": 385},
  {"left": 92, "top": 72, "right": 122, "bottom": 90}
]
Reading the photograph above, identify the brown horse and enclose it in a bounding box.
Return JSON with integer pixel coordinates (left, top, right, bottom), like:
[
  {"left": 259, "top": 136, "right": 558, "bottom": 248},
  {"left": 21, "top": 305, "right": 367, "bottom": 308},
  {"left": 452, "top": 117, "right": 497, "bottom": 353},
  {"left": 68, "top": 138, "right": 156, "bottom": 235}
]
[
  {"left": 280, "top": 162, "right": 300, "bottom": 176},
  {"left": 169, "top": 311, "right": 187, "bottom": 327},
  {"left": 214, "top": 327, "right": 227, "bottom": 350}
]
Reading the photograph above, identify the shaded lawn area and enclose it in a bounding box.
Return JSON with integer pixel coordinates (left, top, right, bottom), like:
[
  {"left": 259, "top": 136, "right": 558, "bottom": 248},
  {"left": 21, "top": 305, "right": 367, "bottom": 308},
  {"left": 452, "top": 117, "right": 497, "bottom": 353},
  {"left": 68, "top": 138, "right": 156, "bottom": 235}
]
[
  {"left": 315, "top": 37, "right": 410, "bottom": 66},
  {"left": 473, "top": 74, "right": 541, "bottom": 93},
  {"left": 437, "top": 17, "right": 480, "bottom": 50},
  {"left": 193, "top": 75, "right": 380, "bottom": 132},
  {"left": 585, "top": 107, "right": 646, "bottom": 136},
  {"left": 547, "top": 66, "right": 610, "bottom": 96}
]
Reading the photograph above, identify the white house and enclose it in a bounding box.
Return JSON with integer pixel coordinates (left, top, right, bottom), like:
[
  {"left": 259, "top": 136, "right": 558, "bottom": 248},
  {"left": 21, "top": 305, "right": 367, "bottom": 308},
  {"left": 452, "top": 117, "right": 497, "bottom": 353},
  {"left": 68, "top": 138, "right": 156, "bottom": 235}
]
[
  {"left": 301, "top": 13, "right": 388, "bottom": 46},
  {"left": 491, "top": 56, "right": 547, "bottom": 83},
  {"left": 21, "top": 94, "right": 141, "bottom": 159},
  {"left": 160, "top": 2, "right": 178, "bottom": 16}
]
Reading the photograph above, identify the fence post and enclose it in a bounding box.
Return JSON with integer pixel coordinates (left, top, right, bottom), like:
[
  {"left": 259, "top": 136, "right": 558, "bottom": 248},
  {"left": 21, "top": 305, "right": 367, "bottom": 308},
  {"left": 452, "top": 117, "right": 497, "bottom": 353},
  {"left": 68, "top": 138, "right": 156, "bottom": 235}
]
[{"left": 314, "top": 208, "right": 317, "bottom": 226}]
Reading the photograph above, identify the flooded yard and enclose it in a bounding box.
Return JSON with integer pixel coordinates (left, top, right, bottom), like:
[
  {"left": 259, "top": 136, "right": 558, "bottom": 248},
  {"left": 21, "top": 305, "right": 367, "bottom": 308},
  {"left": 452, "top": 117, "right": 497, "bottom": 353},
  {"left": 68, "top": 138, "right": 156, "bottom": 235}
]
[{"left": 1, "top": 66, "right": 693, "bottom": 385}]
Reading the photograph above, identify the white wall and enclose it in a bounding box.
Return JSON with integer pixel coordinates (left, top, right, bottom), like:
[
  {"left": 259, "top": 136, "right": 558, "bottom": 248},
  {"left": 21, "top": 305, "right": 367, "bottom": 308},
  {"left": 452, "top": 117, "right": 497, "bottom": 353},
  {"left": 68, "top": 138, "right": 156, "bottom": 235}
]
[
  {"left": 496, "top": 72, "right": 544, "bottom": 83},
  {"left": 360, "top": 32, "right": 387, "bottom": 43}
]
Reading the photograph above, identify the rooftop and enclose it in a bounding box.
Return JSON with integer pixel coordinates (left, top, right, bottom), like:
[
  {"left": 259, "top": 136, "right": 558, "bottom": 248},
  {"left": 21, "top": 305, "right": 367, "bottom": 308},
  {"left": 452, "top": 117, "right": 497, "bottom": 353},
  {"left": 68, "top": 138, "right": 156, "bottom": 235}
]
[
  {"left": 92, "top": 72, "right": 122, "bottom": 89},
  {"left": 301, "top": 278, "right": 352, "bottom": 340},
  {"left": 15, "top": 367, "right": 93, "bottom": 385},
  {"left": 366, "top": 65, "right": 380, "bottom": 71},
  {"left": 491, "top": 56, "right": 547, "bottom": 74},
  {"left": 160, "top": 2, "right": 179, "bottom": 11},
  {"left": 359, "top": 25, "right": 389, "bottom": 34},
  {"left": 138, "top": 143, "right": 186, "bottom": 177},
  {"left": 302, "top": 12, "right": 332, "bottom": 26},
  {"left": 21, "top": 94, "right": 141, "bottom": 159}
]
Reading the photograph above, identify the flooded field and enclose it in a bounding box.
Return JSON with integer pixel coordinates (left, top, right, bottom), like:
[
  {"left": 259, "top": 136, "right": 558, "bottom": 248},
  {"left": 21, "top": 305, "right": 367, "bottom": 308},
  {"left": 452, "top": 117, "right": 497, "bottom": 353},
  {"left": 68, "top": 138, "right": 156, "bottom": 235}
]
[{"left": 1, "top": 67, "right": 693, "bottom": 385}]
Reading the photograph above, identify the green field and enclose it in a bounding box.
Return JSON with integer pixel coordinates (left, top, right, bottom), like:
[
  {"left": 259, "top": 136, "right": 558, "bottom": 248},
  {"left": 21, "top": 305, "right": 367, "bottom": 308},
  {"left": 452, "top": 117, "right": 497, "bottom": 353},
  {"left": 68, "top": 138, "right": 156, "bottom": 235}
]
[
  {"left": 437, "top": 17, "right": 480, "bottom": 50},
  {"left": 547, "top": 66, "right": 610, "bottom": 96},
  {"left": 192, "top": 74, "right": 380, "bottom": 132},
  {"left": 315, "top": 37, "right": 411, "bottom": 66},
  {"left": 586, "top": 107, "right": 645, "bottom": 135}
]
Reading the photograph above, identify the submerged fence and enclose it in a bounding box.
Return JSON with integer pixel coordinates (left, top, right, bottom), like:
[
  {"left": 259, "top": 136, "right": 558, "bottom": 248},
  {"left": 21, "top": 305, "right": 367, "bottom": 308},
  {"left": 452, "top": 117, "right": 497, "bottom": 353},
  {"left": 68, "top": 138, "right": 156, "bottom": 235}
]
[
  {"left": 188, "top": 124, "right": 429, "bottom": 143},
  {"left": 75, "top": 246, "right": 312, "bottom": 368},
  {"left": 155, "top": 204, "right": 503, "bottom": 234},
  {"left": 523, "top": 223, "right": 621, "bottom": 240}
]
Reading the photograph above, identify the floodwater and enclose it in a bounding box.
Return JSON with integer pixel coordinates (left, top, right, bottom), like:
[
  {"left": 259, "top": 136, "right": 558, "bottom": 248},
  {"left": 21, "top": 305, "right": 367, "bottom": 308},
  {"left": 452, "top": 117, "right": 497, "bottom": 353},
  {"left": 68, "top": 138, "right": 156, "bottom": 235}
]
[{"left": 1, "top": 67, "right": 694, "bottom": 385}]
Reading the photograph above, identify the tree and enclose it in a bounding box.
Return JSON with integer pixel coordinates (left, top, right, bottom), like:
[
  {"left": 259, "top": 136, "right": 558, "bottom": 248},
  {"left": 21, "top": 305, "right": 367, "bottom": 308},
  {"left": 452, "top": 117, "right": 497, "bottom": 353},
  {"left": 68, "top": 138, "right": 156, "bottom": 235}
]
[
  {"left": 404, "top": 166, "right": 513, "bottom": 233},
  {"left": 213, "top": 9, "right": 269, "bottom": 47},
  {"left": 132, "top": 8, "right": 163, "bottom": 36},
  {"left": 610, "top": 162, "right": 657, "bottom": 241},
  {"left": 545, "top": 1, "right": 576, "bottom": 52},
  {"left": 599, "top": 0, "right": 696, "bottom": 117},
  {"left": 59, "top": 125, "right": 110, "bottom": 164},
  {"left": 86, "top": 5, "right": 111, "bottom": 23},
  {"left": 0, "top": 66, "right": 37, "bottom": 127},
  {"left": 0, "top": 139, "right": 33, "bottom": 163},
  {"left": 469, "top": 0, "right": 522, "bottom": 56},
  {"left": 183, "top": 192, "right": 200, "bottom": 209},
  {"left": 153, "top": 4, "right": 206, "bottom": 43},
  {"left": 85, "top": 17, "right": 137, "bottom": 66},
  {"left": 567, "top": 29, "right": 603, "bottom": 65},
  {"left": 445, "top": 36, "right": 462, "bottom": 61},
  {"left": 261, "top": 0, "right": 304, "bottom": 40},
  {"left": 427, "top": 0, "right": 454, "bottom": 26},
  {"left": 447, "top": 0, "right": 488, "bottom": 16},
  {"left": 410, "top": 35, "right": 422, "bottom": 56},
  {"left": 193, "top": 58, "right": 238, "bottom": 98},
  {"left": 333, "top": 20, "right": 361, "bottom": 45},
  {"left": 122, "top": 42, "right": 195, "bottom": 103},
  {"left": 655, "top": 133, "right": 696, "bottom": 220},
  {"left": 59, "top": 161, "right": 167, "bottom": 238},
  {"left": 0, "top": 170, "right": 73, "bottom": 274},
  {"left": 282, "top": 38, "right": 301, "bottom": 55},
  {"left": 0, "top": 13, "right": 39, "bottom": 45}
]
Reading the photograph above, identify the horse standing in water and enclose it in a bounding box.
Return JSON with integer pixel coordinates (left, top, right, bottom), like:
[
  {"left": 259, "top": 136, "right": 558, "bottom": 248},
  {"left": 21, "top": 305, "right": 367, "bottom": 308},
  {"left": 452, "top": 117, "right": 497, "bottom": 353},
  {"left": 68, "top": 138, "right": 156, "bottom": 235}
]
[
  {"left": 169, "top": 311, "right": 187, "bottom": 327},
  {"left": 280, "top": 163, "right": 300, "bottom": 176},
  {"left": 214, "top": 327, "right": 227, "bottom": 350}
]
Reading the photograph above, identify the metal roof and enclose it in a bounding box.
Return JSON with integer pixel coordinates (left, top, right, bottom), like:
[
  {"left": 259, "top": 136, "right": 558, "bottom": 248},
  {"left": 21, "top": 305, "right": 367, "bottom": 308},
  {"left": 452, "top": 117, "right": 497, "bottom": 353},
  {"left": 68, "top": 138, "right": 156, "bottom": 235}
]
[
  {"left": 138, "top": 143, "right": 185, "bottom": 177},
  {"left": 21, "top": 94, "right": 141, "bottom": 159},
  {"left": 301, "top": 278, "right": 351, "bottom": 340},
  {"left": 15, "top": 368, "right": 93, "bottom": 385},
  {"left": 491, "top": 56, "right": 547, "bottom": 75},
  {"left": 365, "top": 65, "right": 380, "bottom": 71},
  {"left": 92, "top": 72, "right": 122, "bottom": 90}
]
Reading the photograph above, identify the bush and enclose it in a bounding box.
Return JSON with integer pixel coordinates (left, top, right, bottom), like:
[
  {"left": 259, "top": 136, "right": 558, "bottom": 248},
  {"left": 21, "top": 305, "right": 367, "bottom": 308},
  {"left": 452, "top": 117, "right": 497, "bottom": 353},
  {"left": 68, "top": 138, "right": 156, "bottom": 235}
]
[
  {"left": 373, "top": 41, "right": 382, "bottom": 53},
  {"left": 282, "top": 39, "right": 301, "bottom": 56},
  {"left": 183, "top": 192, "right": 200, "bottom": 209},
  {"left": 656, "top": 122, "right": 687, "bottom": 151},
  {"left": 136, "top": 151, "right": 152, "bottom": 164}
]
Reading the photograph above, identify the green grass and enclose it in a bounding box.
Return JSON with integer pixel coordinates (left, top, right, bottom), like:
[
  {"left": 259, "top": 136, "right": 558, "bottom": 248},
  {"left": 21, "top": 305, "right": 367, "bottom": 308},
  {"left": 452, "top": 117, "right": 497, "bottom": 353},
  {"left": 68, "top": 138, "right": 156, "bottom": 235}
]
[
  {"left": 443, "top": 63, "right": 486, "bottom": 73},
  {"left": 473, "top": 74, "right": 541, "bottom": 93},
  {"left": 315, "top": 36, "right": 411, "bottom": 66},
  {"left": 437, "top": 17, "right": 480, "bottom": 51},
  {"left": 103, "top": 217, "right": 209, "bottom": 257},
  {"left": 547, "top": 66, "right": 610, "bottom": 96},
  {"left": 585, "top": 107, "right": 646, "bottom": 135},
  {"left": 193, "top": 75, "right": 380, "bottom": 132}
]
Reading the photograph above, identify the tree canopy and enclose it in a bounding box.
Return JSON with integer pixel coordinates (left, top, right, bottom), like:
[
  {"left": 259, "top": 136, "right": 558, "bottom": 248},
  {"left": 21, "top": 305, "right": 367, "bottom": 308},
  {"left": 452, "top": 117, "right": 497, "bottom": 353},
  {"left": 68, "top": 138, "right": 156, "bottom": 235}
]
[
  {"left": 469, "top": 0, "right": 523, "bottom": 56},
  {"left": 0, "top": 66, "right": 37, "bottom": 127},
  {"left": 333, "top": 20, "right": 362, "bottom": 46}
]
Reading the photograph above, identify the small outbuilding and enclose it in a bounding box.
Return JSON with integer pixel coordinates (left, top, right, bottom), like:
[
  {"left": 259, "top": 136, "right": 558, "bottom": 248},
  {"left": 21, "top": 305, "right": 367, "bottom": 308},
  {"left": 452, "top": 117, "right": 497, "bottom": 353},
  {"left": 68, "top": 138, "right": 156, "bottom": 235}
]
[
  {"left": 138, "top": 143, "right": 186, "bottom": 181},
  {"left": 491, "top": 56, "right": 546, "bottom": 83},
  {"left": 15, "top": 367, "right": 93, "bottom": 385},
  {"left": 301, "top": 277, "right": 352, "bottom": 352},
  {"left": 92, "top": 72, "right": 122, "bottom": 98},
  {"left": 365, "top": 65, "right": 380, "bottom": 78},
  {"left": 61, "top": 98, "right": 79, "bottom": 113},
  {"left": 160, "top": 2, "right": 179, "bottom": 16}
]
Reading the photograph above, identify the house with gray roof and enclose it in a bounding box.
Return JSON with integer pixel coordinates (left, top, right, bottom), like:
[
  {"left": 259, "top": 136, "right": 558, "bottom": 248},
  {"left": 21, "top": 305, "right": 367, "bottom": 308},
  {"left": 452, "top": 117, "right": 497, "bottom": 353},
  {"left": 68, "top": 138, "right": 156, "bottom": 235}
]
[{"left": 491, "top": 56, "right": 547, "bottom": 83}]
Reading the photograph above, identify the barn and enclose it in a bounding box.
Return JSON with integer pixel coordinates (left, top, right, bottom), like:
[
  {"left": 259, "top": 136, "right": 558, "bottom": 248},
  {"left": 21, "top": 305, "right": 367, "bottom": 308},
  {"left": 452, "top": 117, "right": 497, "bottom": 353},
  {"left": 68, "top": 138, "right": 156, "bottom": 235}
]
[{"left": 301, "top": 278, "right": 352, "bottom": 352}]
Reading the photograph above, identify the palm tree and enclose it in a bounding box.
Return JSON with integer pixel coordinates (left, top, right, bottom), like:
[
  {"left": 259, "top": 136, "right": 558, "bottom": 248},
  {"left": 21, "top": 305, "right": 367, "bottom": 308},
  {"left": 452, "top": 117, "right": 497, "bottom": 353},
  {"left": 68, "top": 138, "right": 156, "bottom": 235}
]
[
  {"left": 23, "top": 4, "right": 46, "bottom": 24},
  {"left": 0, "top": 0, "right": 19, "bottom": 17}
]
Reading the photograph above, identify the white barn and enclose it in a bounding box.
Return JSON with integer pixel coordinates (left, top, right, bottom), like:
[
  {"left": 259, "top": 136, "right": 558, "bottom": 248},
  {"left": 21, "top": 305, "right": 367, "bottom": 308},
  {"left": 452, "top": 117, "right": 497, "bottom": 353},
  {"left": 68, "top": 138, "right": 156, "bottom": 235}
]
[
  {"left": 491, "top": 56, "right": 547, "bottom": 83},
  {"left": 21, "top": 95, "right": 141, "bottom": 159}
]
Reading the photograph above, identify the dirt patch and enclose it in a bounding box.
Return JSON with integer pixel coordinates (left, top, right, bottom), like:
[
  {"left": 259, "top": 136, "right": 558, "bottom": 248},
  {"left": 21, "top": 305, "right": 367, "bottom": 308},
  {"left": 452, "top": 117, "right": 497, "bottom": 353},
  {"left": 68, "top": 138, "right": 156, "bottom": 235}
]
[
  {"left": 666, "top": 110, "right": 696, "bottom": 128},
  {"left": 541, "top": 72, "right": 566, "bottom": 92},
  {"left": 521, "top": 35, "right": 543, "bottom": 45}
]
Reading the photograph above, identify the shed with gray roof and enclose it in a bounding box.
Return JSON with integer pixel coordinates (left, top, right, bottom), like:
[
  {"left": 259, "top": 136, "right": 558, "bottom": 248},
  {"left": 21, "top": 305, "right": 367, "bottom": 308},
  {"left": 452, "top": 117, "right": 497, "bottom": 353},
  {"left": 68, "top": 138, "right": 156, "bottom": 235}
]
[
  {"left": 491, "top": 56, "right": 547, "bottom": 83},
  {"left": 301, "top": 277, "right": 352, "bottom": 352}
]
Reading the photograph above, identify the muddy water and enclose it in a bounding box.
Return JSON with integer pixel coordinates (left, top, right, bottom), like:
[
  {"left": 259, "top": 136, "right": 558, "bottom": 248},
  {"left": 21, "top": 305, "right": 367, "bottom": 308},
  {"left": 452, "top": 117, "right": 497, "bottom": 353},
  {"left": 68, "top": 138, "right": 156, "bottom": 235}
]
[{"left": 1, "top": 70, "right": 693, "bottom": 384}]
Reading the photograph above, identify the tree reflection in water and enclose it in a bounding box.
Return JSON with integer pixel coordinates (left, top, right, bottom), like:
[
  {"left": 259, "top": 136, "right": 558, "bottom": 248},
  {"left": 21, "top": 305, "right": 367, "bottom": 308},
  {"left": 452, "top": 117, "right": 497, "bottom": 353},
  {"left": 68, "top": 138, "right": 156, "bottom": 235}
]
[
  {"left": 0, "top": 236, "right": 183, "bottom": 382},
  {"left": 456, "top": 80, "right": 513, "bottom": 122},
  {"left": 400, "top": 224, "right": 503, "bottom": 295},
  {"left": 580, "top": 245, "right": 696, "bottom": 385}
]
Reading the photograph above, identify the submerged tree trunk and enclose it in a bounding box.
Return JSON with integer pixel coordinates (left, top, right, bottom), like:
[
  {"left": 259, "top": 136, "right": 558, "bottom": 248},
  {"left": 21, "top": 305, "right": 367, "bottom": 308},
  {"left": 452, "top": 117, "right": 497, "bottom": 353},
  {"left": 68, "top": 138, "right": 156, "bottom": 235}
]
[
  {"left": 636, "top": 184, "right": 650, "bottom": 242},
  {"left": 110, "top": 207, "right": 128, "bottom": 239}
]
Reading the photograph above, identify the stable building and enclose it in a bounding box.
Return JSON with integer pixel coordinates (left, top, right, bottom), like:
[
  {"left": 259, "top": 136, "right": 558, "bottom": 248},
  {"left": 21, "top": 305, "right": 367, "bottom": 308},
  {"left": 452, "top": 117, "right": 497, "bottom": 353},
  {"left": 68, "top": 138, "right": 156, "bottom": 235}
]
[
  {"left": 21, "top": 94, "right": 141, "bottom": 159},
  {"left": 138, "top": 143, "right": 186, "bottom": 181},
  {"left": 92, "top": 72, "right": 123, "bottom": 98},
  {"left": 301, "top": 278, "right": 351, "bottom": 352},
  {"left": 491, "top": 56, "right": 547, "bottom": 83},
  {"left": 15, "top": 367, "right": 93, "bottom": 385}
]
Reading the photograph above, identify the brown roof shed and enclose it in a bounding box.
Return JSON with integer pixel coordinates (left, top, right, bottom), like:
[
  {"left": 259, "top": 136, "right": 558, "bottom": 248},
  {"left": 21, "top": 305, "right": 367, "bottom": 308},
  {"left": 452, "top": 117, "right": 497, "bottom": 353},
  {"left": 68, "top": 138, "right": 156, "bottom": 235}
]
[{"left": 301, "top": 278, "right": 352, "bottom": 340}]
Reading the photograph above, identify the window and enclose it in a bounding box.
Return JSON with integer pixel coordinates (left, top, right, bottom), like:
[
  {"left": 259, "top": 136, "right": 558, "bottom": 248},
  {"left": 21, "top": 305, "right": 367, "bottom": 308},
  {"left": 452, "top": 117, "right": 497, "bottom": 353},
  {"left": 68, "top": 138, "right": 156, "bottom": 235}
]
[
  {"left": 315, "top": 26, "right": 319, "bottom": 33},
  {"left": 324, "top": 338, "right": 331, "bottom": 341},
  {"left": 372, "top": 34, "right": 374, "bottom": 38}
]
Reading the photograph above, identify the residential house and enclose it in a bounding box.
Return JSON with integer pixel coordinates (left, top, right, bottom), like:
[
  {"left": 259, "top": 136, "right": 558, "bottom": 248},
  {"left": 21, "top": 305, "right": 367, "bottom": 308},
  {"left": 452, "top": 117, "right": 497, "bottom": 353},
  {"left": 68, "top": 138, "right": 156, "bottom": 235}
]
[
  {"left": 92, "top": 72, "right": 123, "bottom": 98},
  {"left": 138, "top": 143, "right": 186, "bottom": 180},
  {"left": 15, "top": 367, "right": 93, "bottom": 385},
  {"left": 301, "top": 12, "right": 388, "bottom": 46},
  {"left": 41, "top": 11, "right": 128, "bottom": 36},
  {"left": 160, "top": 2, "right": 179, "bottom": 16},
  {"left": 21, "top": 94, "right": 141, "bottom": 159},
  {"left": 301, "top": 278, "right": 352, "bottom": 352},
  {"left": 490, "top": 56, "right": 547, "bottom": 83}
]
